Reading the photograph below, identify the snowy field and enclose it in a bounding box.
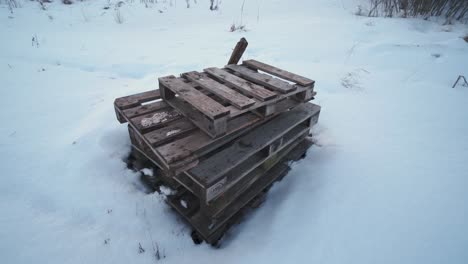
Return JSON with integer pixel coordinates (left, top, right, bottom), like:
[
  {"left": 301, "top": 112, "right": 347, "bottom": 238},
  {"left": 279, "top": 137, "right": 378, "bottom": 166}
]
[{"left": 1, "top": 0, "right": 468, "bottom": 263}]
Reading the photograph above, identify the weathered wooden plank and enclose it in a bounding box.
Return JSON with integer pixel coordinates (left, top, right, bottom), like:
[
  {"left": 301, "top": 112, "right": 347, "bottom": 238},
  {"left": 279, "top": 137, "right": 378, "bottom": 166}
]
[
  {"left": 156, "top": 112, "right": 261, "bottom": 164},
  {"left": 204, "top": 67, "right": 277, "bottom": 101},
  {"left": 203, "top": 129, "right": 309, "bottom": 212},
  {"left": 171, "top": 138, "right": 312, "bottom": 243},
  {"left": 144, "top": 119, "right": 196, "bottom": 147},
  {"left": 225, "top": 64, "right": 296, "bottom": 93},
  {"left": 130, "top": 107, "right": 182, "bottom": 133},
  {"left": 163, "top": 96, "right": 228, "bottom": 138},
  {"left": 182, "top": 71, "right": 255, "bottom": 109},
  {"left": 123, "top": 100, "right": 168, "bottom": 119},
  {"left": 189, "top": 103, "right": 321, "bottom": 186},
  {"left": 159, "top": 76, "right": 230, "bottom": 120},
  {"left": 114, "top": 90, "right": 161, "bottom": 109},
  {"left": 243, "top": 59, "right": 315, "bottom": 87},
  {"left": 227, "top": 37, "right": 248, "bottom": 65}
]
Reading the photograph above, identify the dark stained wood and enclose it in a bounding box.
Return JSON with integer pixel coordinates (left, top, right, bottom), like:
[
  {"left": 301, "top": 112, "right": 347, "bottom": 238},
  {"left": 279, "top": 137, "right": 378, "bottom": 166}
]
[
  {"left": 243, "top": 59, "right": 315, "bottom": 87},
  {"left": 227, "top": 37, "right": 248, "bottom": 65},
  {"left": 158, "top": 76, "right": 230, "bottom": 119},
  {"left": 225, "top": 64, "right": 296, "bottom": 93},
  {"left": 182, "top": 71, "right": 255, "bottom": 109},
  {"left": 144, "top": 119, "right": 196, "bottom": 147},
  {"left": 204, "top": 67, "right": 277, "bottom": 101}
]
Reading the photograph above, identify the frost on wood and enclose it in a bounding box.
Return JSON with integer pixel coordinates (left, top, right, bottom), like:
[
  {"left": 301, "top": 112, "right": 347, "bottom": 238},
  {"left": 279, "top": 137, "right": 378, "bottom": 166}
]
[
  {"left": 166, "top": 129, "right": 181, "bottom": 136},
  {"left": 141, "top": 112, "right": 177, "bottom": 128}
]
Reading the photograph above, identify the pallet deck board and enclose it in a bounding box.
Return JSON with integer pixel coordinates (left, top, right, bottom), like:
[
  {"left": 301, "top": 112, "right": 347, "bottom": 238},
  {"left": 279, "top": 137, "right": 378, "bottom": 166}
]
[
  {"left": 188, "top": 103, "right": 320, "bottom": 186},
  {"left": 243, "top": 59, "right": 315, "bottom": 87},
  {"left": 144, "top": 119, "right": 196, "bottom": 147},
  {"left": 130, "top": 107, "right": 183, "bottom": 133},
  {"left": 159, "top": 75, "right": 230, "bottom": 119},
  {"left": 123, "top": 100, "right": 168, "bottom": 119},
  {"left": 182, "top": 71, "right": 256, "bottom": 109},
  {"left": 114, "top": 90, "right": 161, "bottom": 109},
  {"left": 225, "top": 64, "right": 296, "bottom": 93},
  {"left": 204, "top": 67, "right": 277, "bottom": 101},
  {"left": 156, "top": 112, "right": 262, "bottom": 164}
]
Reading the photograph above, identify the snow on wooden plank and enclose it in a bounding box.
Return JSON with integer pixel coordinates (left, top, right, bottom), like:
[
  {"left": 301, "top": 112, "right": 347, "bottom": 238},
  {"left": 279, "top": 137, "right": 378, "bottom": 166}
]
[
  {"left": 204, "top": 67, "right": 277, "bottom": 101},
  {"left": 243, "top": 59, "right": 315, "bottom": 86},
  {"left": 158, "top": 76, "right": 230, "bottom": 120},
  {"left": 225, "top": 64, "right": 296, "bottom": 93},
  {"left": 182, "top": 71, "right": 255, "bottom": 109}
]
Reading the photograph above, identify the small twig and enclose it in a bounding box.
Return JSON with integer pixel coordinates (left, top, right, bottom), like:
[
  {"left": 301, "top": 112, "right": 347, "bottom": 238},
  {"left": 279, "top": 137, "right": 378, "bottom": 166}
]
[
  {"left": 138, "top": 243, "right": 145, "bottom": 253},
  {"left": 452, "top": 75, "right": 468, "bottom": 88}
]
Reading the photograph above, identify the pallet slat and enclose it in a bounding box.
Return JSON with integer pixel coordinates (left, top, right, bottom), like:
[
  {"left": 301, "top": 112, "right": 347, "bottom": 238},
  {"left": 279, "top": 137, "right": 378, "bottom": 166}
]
[
  {"left": 123, "top": 101, "right": 168, "bottom": 119},
  {"left": 204, "top": 67, "right": 277, "bottom": 101},
  {"left": 225, "top": 64, "right": 296, "bottom": 93},
  {"left": 243, "top": 59, "right": 315, "bottom": 87},
  {"left": 130, "top": 107, "right": 182, "bottom": 133},
  {"left": 182, "top": 71, "right": 255, "bottom": 109},
  {"left": 189, "top": 103, "right": 321, "bottom": 187},
  {"left": 144, "top": 119, "right": 196, "bottom": 147},
  {"left": 159, "top": 76, "right": 230, "bottom": 120},
  {"left": 114, "top": 90, "right": 161, "bottom": 109},
  {"left": 156, "top": 112, "right": 261, "bottom": 164}
]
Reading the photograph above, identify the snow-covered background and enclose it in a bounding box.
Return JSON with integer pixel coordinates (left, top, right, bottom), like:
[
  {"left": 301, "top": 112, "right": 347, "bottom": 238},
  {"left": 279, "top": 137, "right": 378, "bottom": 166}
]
[{"left": 1, "top": 0, "right": 467, "bottom": 263}]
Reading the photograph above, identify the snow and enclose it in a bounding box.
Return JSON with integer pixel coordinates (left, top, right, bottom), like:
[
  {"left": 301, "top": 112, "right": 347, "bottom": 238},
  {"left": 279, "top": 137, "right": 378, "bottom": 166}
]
[{"left": 1, "top": 0, "right": 467, "bottom": 263}]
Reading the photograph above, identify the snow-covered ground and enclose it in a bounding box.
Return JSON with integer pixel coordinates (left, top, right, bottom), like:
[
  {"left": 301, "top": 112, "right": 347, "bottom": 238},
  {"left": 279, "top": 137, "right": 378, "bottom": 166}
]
[{"left": 1, "top": 0, "right": 467, "bottom": 263}]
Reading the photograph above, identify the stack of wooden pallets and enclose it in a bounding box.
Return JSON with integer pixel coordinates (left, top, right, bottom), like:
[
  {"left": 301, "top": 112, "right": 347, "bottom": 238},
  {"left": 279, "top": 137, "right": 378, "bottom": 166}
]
[{"left": 113, "top": 39, "right": 321, "bottom": 245}]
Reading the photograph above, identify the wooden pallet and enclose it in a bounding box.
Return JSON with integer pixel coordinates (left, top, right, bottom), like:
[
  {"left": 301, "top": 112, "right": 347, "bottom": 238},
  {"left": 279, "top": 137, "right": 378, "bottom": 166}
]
[
  {"left": 114, "top": 88, "right": 307, "bottom": 173},
  {"left": 172, "top": 103, "right": 320, "bottom": 212},
  {"left": 158, "top": 60, "right": 315, "bottom": 138},
  {"left": 167, "top": 137, "right": 315, "bottom": 245}
]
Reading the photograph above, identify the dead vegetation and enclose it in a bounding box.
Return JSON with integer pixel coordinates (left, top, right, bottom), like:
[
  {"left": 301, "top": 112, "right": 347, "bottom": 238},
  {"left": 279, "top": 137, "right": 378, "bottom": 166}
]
[{"left": 367, "top": 0, "right": 468, "bottom": 22}]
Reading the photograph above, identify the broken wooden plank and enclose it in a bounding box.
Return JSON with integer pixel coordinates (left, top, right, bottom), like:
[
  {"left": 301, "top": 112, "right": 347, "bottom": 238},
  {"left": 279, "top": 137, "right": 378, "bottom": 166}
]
[
  {"left": 204, "top": 67, "right": 277, "bottom": 101},
  {"left": 243, "top": 59, "right": 315, "bottom": 86},
  {"left": 225, "top": 64, "right": 296, "bottom": 93},
  {"left": 227, "top": 37, "right": 248, "bottom": 65},
  {"left": 144, "top": 119, "right": 196, "bottom": 147},
  {"left": 158, "top": 76, "right": 230, "bottom": 120},
  {"left": 182, "top": 71, "right": 255, "bottom": 109}
]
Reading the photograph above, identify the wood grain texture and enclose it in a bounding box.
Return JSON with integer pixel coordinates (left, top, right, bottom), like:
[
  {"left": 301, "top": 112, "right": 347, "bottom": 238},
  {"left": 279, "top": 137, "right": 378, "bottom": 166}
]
[
  {"left": 159, "top": 75, "right": 230, "bottom": 119},
  {"left": 114, "top": 90, "right": 161, "bottom": 109},
  {"left": 227, "top": 37, "right": 248, "bottom": 65},
  {"left": 189, "top": 103, "right": 321, "bottom": 186},
  {"left": 225, "top": 64, "right": 296, "bottom": 93},
  {"left": 243, "top": 59, "right": 315, "bottom": 86},
  {"left": 204, "top": 67, "right": 277, "bottom": 101},
  {"left": 144, "top": 119, "right": 196, "bottom": 147},
  {"left": 182, "top": 71, "right": 255, "bottom": 109}
]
